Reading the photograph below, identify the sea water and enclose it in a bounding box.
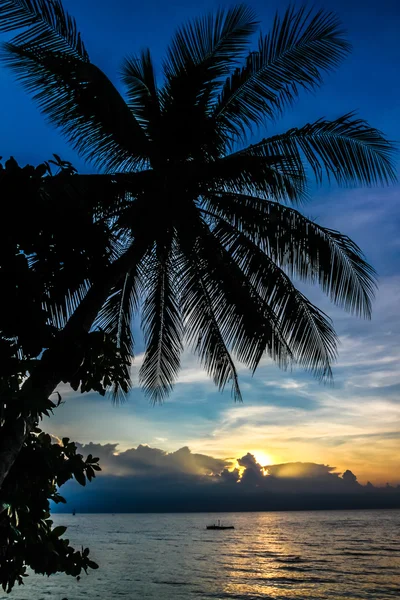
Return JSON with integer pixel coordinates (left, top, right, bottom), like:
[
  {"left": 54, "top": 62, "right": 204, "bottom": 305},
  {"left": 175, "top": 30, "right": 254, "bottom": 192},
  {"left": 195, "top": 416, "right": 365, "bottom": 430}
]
[{"left": 5, "top": 510, "right": 400, "bottom": 599}]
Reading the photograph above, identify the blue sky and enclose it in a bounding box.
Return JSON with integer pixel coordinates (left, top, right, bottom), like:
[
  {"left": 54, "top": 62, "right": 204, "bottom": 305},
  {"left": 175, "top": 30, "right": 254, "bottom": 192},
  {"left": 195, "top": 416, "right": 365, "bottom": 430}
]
[{"left": 2, "top": 0, "right": 399, "bottom": 486}]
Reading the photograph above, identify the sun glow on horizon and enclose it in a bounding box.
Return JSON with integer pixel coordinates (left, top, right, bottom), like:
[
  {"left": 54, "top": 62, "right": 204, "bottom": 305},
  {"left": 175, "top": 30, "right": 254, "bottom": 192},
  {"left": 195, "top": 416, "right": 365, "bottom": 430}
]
[{"left": 251, "top": 451, "right": 275, "bottom": 469}]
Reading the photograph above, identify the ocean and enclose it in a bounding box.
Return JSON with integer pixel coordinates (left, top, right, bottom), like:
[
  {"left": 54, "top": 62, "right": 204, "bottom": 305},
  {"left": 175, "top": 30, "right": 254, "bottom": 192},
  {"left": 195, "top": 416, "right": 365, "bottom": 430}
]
[{"left": 5, "top": 510, "right": 400, "bottom": 599}]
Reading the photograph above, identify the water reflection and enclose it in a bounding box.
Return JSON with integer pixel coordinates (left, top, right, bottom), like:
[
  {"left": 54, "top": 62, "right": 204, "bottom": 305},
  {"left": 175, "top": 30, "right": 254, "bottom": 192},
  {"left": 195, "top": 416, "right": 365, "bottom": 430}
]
[
  {"left": 206, "top": 512, "right": 400, "bottom": 599},
  {"left": 219, "top": 513, "right": 326, "bottom": 598}
]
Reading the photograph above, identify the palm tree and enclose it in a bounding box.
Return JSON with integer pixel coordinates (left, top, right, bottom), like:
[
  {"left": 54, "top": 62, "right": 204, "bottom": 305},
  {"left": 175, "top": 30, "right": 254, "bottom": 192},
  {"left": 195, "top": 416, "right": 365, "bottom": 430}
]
[{"left": 0, "top": 1, "right": 395, "bottom": 488}]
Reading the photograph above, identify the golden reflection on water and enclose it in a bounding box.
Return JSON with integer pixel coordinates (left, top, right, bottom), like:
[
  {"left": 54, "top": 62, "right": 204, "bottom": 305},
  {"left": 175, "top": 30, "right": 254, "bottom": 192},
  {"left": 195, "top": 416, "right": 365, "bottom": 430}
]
[
  {"left": 208, "top": 511, "right": 399, "bottom": 600},
  {"left": 220, "top": 513, "right": 313, "bottom": 598}
]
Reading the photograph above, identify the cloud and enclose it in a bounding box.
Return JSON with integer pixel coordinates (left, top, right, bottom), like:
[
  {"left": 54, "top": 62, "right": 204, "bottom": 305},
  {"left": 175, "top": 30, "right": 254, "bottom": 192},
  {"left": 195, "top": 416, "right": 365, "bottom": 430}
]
[
  {"left": 54, "top": 444, "right": 400, "bottom": 514},
  {"left": 235, "top": 455, "right": 362, "bottom": 493},
  {"left": 75, "top": 442, "right": 229, "bottom": 477},
  {"left": 263, "top": 379, "right": 309, "bottom": 390},
  {"left": 265, "top": 462, "right": 338, "bottom": 479}
]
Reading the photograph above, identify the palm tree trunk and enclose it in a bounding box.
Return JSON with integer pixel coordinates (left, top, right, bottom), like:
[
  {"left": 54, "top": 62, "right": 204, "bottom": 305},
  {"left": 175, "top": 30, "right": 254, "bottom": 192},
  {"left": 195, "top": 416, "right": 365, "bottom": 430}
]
[{"left": 0, "top": 240, "right": 147, "bottom": 492}]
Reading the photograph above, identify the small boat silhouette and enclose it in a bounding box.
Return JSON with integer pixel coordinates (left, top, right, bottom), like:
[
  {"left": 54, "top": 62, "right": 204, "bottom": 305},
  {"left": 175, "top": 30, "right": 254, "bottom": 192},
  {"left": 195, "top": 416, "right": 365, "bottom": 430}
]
[{"left": 206, "top": 519, "right": 234, "bottom": 530}]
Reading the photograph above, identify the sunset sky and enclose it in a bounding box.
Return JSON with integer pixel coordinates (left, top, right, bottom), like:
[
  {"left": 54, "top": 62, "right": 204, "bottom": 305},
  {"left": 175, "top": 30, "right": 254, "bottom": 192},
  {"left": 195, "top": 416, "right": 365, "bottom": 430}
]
[{"left": 1, "top": 0, "right": 399, "bottom": 488}]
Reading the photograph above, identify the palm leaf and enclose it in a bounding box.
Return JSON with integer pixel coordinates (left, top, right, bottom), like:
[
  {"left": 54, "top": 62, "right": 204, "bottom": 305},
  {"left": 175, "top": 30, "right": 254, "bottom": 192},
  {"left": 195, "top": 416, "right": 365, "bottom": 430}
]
[
  {"left": 163, "top": 4, "right": 257, "bottom": 107},
  {"left": 0, "top": 0, "right": 88, "bottom": 59},
  {"left": 214, "top": 5, "right": 350, "bottom": 138},
  {"left": 121, "top": 48, "right": 160, "bottom": 135},
  {"left": 202, "top": 193, "right": 377, "bottom": 318},
  {"left": 46, "top": 281, "right": 91, "bottom": 331},
  {"left": 212, "top": 219, "right": 337, "bottom": 379},
  {"left": 178, "top": 234, "right": 242, "bottom": 401},
  {"left": 94, "top": 269, "right": 141, "bottom": 401},
  {"left": 241, "top": 113, "right": 396, "bottom": 186},
  {"left": 1, "top": 44, "right": 149, "bottom": 171},
  {"left": 207, "top": 150, "right": 307, "bottom": 203},
  {"left": 179, "top": 211, "right": 291, "bottom": 371},
  {"left": 158, "top": 5, "right": 259, "bottom": 161},
  {"left": 139, "top": 241, "right": 183, "bottom": 402}
]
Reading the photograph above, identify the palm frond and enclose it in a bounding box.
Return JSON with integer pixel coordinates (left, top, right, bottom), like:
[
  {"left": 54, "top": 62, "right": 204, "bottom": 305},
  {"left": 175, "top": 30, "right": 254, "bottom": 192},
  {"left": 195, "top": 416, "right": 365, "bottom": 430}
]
[
  {"left": 139, "top": 241, "right": 183, "bottom": 402},
  {"left": 241, "top": 113, "right": 396, "bottom": 186},
  {"left": 46, "top": 281, "right": 90, "bottom": 331},
  {"left": 208, "top": 150, "right": 307, "bottom": 203},
  {"left": 214, "top": 5, "right": 350, "bottom": 138},
  {"left": 157, "top": 5, "right": 259, "bottom": 161},
  {"left": 178, "top": 236, "right": 242, "bottom": 401},
  {"left": 94, "top": 269, "right": 141, "bottom": 402},
  {"left": 1, "top": 44, "right": 149, "bottom": 171},
  {"left": 212, "top": 220, "right": 337, "bottom": 379},
  {"left": 202, "top": 193, "right": 377, "bottom": 318},
  {"left": 121, "top": 48, "right": 160, "bottom": 135},
  {"left": 178, "top": 211, "right": 291, "bottom": 372},
  {"left": 0, "top": 0, "right": 88, "bottom": 59},
  {"left": 163, "top": 4, "right": 257, "bottom": 106}
]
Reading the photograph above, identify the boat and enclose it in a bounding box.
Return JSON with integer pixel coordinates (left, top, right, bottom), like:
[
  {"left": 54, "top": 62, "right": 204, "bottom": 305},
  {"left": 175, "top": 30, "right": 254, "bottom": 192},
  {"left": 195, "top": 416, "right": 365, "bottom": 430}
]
[{"left": 206, "top": 519, "right": 234, "bottom": 530}]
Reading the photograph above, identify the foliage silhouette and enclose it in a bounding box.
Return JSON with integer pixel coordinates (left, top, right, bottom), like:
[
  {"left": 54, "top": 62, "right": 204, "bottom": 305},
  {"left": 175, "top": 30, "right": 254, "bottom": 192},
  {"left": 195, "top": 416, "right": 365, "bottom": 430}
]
[
  {"left": 0, "top": 155, "right": 130, "bottom": 592},
  {"left": 0, "top": 429, "right": 100, "bottom": 594}
]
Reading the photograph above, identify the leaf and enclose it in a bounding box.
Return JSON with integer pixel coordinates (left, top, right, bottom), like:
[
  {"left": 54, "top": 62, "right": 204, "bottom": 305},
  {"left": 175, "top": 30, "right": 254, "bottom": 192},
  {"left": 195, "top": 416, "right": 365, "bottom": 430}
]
[
  {"left": 178, "top": 237, "right": 242, "bottom": 401},
  {"left": 52, "top": 525, "right": 67, "bottom": 537},
  {"left": 202, "top": 193, "right": 377, "bottom": 318},
  {"left": 121, "top": 48, "right": 160, "bottom": 132},
  {"left": 207, "top": 150, "right": 307, "bottom": 203},
  {"left": 155, "top": 5, "right": 259, "bottom": 160},
  {"left": 242, "top": 113, "right": 396, "bottom": 187},
  {"left": 162, "top": 4, "right": 258, "bottom": 108},
  {"left": 178, "top": 210, "right": 290, "bottom": 372},
  {"left": 74, "top": 470, "right": 86, "bottom": 486},
  {"left": 94, "top": 268, "right": 142, "bottom": 402},
  {"left": 0, "top": 0, "right": 89, "bottom": 60},
  {"left": 211, "top": 219, "right": 337, "bottom": 379},
  {"left": 1, "top": 44, "right": 149, "bottom": 171},
  {"left": 139, "top": 241, "right": 183, "bottom": 402},
  {"left": 87, "top": 560, "right": 99, "bottom": 570},
  {"left": 85, "top": 466, "right": 95, "bottom": 481},
  {"left": 164, "top": 4, "right": 257, "bottom": 78},
  {"left": 214, "top": 6, "right": 350, "bottom": 138}
]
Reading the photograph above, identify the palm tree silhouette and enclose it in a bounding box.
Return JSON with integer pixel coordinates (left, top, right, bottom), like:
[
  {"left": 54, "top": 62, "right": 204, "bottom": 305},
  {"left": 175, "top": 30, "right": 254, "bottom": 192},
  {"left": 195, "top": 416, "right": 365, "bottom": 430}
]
[{"left": 0, "top": 1, "right": 396, "bottom": 487}]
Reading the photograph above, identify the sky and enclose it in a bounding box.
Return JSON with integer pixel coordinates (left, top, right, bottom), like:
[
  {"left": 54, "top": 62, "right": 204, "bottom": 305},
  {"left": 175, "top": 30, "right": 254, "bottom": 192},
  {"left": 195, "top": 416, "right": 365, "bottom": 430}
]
[{"left": 1, "top": 0, "right": 400, "bottom": 504}]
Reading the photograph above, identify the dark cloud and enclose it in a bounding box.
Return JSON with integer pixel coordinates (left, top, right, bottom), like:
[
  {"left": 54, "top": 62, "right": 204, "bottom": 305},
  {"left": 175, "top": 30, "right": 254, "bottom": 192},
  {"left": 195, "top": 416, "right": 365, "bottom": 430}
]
[
  {"left": 54, "top": 444, "right": 400, "bottom": 513},
  {"left": 342, "top": 469, "right": 359, "bottom": 486}
]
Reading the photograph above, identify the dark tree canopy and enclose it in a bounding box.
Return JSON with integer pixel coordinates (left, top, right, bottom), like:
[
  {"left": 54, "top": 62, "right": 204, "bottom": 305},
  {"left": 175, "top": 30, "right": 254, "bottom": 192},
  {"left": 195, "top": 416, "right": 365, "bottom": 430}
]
[{"left": 0, "top": 156, "right": 128, "bottom": 592}]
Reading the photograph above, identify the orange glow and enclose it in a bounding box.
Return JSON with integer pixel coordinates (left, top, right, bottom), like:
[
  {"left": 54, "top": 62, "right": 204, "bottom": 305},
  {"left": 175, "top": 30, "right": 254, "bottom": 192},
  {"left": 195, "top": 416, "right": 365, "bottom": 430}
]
[{"left": 251, "top": 451, "right": 274, "bottom": 468}]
